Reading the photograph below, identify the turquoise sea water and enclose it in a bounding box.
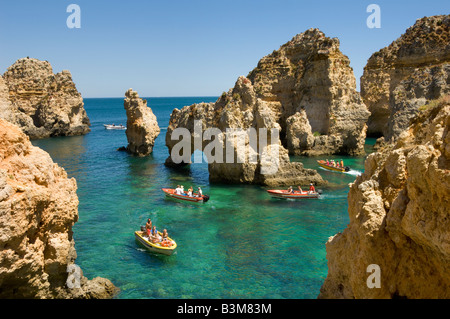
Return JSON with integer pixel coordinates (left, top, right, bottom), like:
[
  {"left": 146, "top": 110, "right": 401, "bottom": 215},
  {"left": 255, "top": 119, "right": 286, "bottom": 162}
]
[{"left": 32, "top": 97, "right": 374, "bottom": 299}]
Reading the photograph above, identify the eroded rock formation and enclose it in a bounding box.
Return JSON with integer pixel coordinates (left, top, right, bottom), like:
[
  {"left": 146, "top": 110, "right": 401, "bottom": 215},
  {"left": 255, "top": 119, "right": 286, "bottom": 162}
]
[
  {"left": 165, "top": 76, "right": 325, "bottom": 186},
  {"left": 248, "top": 28, "right": 370, "bottom": 156},
  {"left": 123, "top": 89, "right": 160, "bottom": 156},
  {"left": 1, "top": 58, "right": 90, "bottom": 139},
  {"left": 319, "top": 96, "right": 450, "bottom": 299},
  {"left": 0, "top": 119, "right": 117, "bottom": 298},
  {"left": 361, "top": 15, "right": 450, "bottom": 140}
]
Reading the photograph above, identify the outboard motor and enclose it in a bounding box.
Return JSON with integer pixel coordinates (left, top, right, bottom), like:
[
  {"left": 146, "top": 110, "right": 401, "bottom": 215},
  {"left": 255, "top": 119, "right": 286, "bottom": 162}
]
[
  {"left": 344, "top": 166, "right": 350, "bottom": 172},
  {"left": 140, "top": 225, "right": 146, "bottom": 232},
  {"left": 202, "top": 195, "right": 210, "bottom": 203},
  {"left": 317, "top": 189, "right": 323, "bottom": 195}
]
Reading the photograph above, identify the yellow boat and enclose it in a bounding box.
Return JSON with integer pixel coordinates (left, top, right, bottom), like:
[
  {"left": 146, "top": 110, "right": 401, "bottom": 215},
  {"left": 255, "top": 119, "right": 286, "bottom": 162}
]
[
  {"left": 134, "top": 230, "right": 177, "bottom": 256},
  {"left": 317, "top": 160, "right": 350, "bottom": 173}
]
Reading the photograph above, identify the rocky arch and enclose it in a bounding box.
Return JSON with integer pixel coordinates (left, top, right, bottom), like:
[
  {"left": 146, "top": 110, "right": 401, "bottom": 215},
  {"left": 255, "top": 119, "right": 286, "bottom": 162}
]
[{"left": 164, "top": 76, "right": 325, "bottom": 187}]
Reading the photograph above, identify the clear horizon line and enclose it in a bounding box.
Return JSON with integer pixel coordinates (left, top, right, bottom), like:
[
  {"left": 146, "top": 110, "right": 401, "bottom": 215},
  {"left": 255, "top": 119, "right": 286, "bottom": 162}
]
[{"left": 83, "top": 95, "right": 220, "bottom": 99}]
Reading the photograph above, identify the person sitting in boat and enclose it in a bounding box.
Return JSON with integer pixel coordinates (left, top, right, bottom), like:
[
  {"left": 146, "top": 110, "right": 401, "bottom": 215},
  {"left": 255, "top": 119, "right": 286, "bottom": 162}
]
[
  {"left": 187, "top": 186, "right": 193, "bottom": 197},
  {"left": 161, "top": 229, "right": 172, "bottom": 247},
  {"left": 180, "top": 185, "right": 185, "bottom": 195},
  {"left": 150, "top": 226, "right": 161, "bottom": 243},
  {"left": 341, "top": 160, "right": 344, "bottom": 168},
  {"left": 308, "top": 183, "right": 316, "bottom": 194},
  {"left": 297, "top": 186, "right": 303, "bottom": 194},
  {"left": 196, "top": 187, "right": 203, "bottom": 198},
  {"left": 145, "top": 218, "right": 152, "bottom": 237},
  {"left": 336, "top": 161, "right": 340, "bottom": 168},
  {"left": 175, "top": 185, "right": 182, "bottom": 195},
  {"left": 331, "top": 160, "right": 335, "bottom": 167},
  {"left": 326, "top": 159, "right": 330, "bottom": 165},
  {"left": 287, "top": 186, "right": 294, "bottom": 194}
]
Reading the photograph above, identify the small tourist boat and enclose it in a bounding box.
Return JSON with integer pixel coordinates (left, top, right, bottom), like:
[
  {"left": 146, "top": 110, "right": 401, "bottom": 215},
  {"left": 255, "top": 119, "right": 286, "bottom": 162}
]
[
  {"left": 104, "top": 124, "right": 126, "bottom": 130},
  {"left": 162, "top": 188, "right": 210, "bottom": 204},
  {"left": 135, "top": 230, "right": 177, "bottom": 256},
  {"left": 267, "top": 189, "right": 321, "bottom": 199},
  {"left": 317, "top": 160, "right": 350, "bottom": 173}
]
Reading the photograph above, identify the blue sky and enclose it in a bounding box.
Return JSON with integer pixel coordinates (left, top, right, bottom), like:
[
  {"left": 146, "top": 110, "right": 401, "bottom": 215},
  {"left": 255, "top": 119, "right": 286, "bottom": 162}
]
[{"left": 0, "top": 0, "right": 448, "bottom": 97}]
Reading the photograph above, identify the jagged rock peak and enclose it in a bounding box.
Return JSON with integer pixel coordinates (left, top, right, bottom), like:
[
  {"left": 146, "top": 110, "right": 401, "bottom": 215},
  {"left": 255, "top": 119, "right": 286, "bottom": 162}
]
[
  {"left": 247, "top": 28, "right": 370, "bottom": 156},
  {"left": 1, "top": 57, "right": 91, "bottom": 139},
  {"left": 361, "top": 14, "right": 450, "bottom": 140},
  {"left": 123, "top": 88, "right": 160, "bottom": 156}
]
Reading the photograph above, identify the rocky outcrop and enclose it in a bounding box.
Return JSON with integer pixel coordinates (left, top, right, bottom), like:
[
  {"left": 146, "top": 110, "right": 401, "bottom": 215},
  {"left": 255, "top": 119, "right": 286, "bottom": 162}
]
[
  {"left": 0, "top": 76, "right": 16, "bottom": 123},
  {"left": 361, "top": 15, "right": 450, "bottom": 140},
  {"left": 0, "top": 119, "right": 117, "bottom": 299},
  {"left": 319, "top": 96, "right": 450, "bottom": 299},
  {"left": 165, "top": 76, "right": 325, "bottom": 186},
  {"left": 1, "top": 58, "right": 90, "bottom": 139},
  {"left": 123, "top": 89, "right": 160, "bottom": 156},
  {"left": 248, "top": 28, "right": 370, "bottom": 156}
]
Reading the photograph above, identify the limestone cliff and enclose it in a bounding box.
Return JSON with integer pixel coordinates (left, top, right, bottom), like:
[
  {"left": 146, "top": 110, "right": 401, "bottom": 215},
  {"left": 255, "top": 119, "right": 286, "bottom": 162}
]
[
  {"left": 0, "top": 119, "right": 117, "bottom": 299},
  {"left": 361, "top": 15, "right": 450, "bottom": 140},
  {"left": 248, "top": 28, "right": 370, "bottom": 156},
  {"left": 319, "top": 96, "right": 450, "bottom": 299},
  {"left": 1, "top": 58, "right": 90, "bottom": 139},
  {"left": 124, "top": 89, "right": 160, "bottom": 156},
  {"left": 0, "top": 76, "right": 14, "bottom": 123},
  {"left": 165, "top": 76, "right": 325, "bottom": 186}
]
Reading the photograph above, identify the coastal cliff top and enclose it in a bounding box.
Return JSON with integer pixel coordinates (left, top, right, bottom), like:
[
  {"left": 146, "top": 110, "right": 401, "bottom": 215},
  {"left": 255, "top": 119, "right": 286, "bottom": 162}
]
[{"left": 365, "top": 14, "right": 450, "bottom": 68}]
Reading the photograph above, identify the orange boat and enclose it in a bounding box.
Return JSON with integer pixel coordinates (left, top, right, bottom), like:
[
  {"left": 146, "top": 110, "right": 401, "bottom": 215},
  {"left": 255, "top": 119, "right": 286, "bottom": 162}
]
[
  {"left": 267, "top": 189, "right": 320, "bottom": 200},
  {"left": 317, "top": 160, "right": 350, "bottom": 173},
  {"left": 162, "top": 188, "right": 210, "bottom": 204}
]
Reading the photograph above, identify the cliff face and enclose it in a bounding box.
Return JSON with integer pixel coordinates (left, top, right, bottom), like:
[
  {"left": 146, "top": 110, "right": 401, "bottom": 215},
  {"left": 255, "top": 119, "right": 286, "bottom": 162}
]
[
  {"left": 124, "top": 89, "right": 160, "bottom": 156},
  {"left": 361, "top": 15, "right": 450, "bottom": 140},
  {"left": 0, "top": 76, "right": 15, "bottom": 123},
  {"left": 319, "top": 97, "right": 450, "bottom": 299},
  {"left": 1, "top": 58, "right": 90, "bottom": 139},
  {"left": 166, "top": 76, "right": 325, "bottom": 186},
  {"left": 0, "top": 119, "right": 117, "bottom": 299},
  {"left": 248, "top": 28, "right": 370, "bottom": 156}
]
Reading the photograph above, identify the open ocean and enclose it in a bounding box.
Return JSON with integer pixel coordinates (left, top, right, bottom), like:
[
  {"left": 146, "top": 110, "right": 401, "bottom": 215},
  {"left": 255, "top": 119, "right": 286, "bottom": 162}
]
[{"left": 31, "top": 97, "right": 374, "bottom": 299}]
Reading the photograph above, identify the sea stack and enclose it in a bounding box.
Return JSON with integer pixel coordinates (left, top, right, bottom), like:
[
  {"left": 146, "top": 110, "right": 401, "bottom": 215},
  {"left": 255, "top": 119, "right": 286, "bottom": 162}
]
[
  {"left": 248, "top": 28, "right": 370, "bottom": 156},
  {"left": 319, "top": 96, "right": 450, "bottom": 299},
  {"left": 0, "top": 119, "right": 117, "bottom": 298},
  {"left": 1, "top": 57, "right": 91, "bottom": 139},
  {"left": 361, "top": 15, "right": 450, "bottom": 141},
  {"left": 165, "top": 76, "right": 325, "bottom": 187},
  {"left": 124, "top": 89, "right": 160, "bottom": 156}
]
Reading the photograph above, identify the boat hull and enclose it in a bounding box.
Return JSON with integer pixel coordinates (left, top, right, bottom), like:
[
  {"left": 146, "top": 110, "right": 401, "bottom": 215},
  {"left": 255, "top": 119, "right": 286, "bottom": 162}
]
[
  {"left": 162, "top": 188, "right": 208, "bottom": 204},
  {"left": 104, "top": 124, "right": 126, "bottom": 130},
  {"left": 134, "top": 231, "right": 176, "bottom": 256},
  {"left": 267, "top": 189, "right": 320, "bottom": 199},
  {"left": 317, "top": 160, "right": 349, "bottom": 173}
]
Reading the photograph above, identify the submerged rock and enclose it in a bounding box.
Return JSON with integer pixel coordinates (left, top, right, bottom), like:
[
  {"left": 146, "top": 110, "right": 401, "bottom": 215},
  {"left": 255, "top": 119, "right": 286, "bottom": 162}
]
[
  {"left": 0, "top": 119, "right": 118, "bottom": 299},
  {"left": 123, "top": 89, "right": 160, "bottom": 156},
  {"left": 319, "top": 96, "right": 450, "bottom": 298},
  {"left": 1, "top": 57, "right": 91, "bottom": 139},
  {"left": 361, "top": 15, "right": 450, "bottom": 141}
]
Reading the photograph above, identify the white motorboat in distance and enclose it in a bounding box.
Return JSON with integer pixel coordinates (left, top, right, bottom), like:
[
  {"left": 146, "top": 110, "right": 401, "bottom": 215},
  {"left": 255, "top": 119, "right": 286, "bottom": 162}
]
[{"left": 104, "top": 124, "right": 126, "bottom": 130}]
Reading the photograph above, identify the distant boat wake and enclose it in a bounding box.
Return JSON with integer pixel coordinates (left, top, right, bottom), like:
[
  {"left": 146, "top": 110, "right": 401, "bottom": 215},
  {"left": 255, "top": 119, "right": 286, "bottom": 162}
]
[
  {"left": 319, "top": 194, "right": 348, "bottom": 199},
  {"left": 345, "top": 169, "right": 362, "bottom": 176},
  {"left": 317, "top": 166, "right": 362, "bottom": 176}
]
